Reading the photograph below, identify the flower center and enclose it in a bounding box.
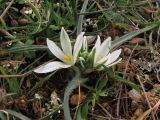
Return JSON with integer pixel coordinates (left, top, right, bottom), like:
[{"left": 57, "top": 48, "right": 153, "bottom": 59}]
[{"left": 65, "top": 55, "right": 72, "bottom": 63}]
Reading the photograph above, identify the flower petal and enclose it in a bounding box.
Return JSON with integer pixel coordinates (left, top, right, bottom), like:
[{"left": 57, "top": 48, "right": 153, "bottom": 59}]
[
  {"left": 47, "top": 39, "right": 65, "bottom": 62},
  {"left": 94, "top": 36, "right": 111, "bottom": 66},
  {"left": 60, "top": 27, "right": 72, "bottom": 56},
  {"left": 94, "top": 35, "right": 101, "bottom": 49},
  {"left": 105, "top": 49, "right": 121, "bottom": 66},
  {"left": 106, "top": 58, "right": 122, "bottom": 67},
  {"left": 97, "top": 37, "right": 111, "bottom": 59},
  {"left": 33, "top": 61, "right": 71, "bottom": 73},
  {"left": 96, "top": 54, "right": 110, "bottom": 66},
  {"left": 104, "top": 37, "right": 111, "bottom": 47},
  {"left": 93, "top": 36, "right": 101, "bottom": 65},
  {"left": 103, "top": 53, "right": 111, "bottom": 66},
  {"left": 73, "top": 32, "right": 85, "bottom": 63}
]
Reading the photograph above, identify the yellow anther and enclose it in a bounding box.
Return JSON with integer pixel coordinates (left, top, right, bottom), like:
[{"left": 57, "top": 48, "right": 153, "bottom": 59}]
[{"left": 65, "top": 55, "right": 72, "bottom": 62}]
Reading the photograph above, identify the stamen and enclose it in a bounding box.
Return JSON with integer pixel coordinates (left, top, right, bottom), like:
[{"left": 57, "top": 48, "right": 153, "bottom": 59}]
[{"left": 65, "top": 55, "right": 72, "bottom": 62}]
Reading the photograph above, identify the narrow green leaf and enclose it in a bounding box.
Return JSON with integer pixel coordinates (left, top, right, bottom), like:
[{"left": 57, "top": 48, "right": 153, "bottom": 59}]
[
  {"left": 87, "top": 48, "right": 96, "bottom": 68},
  {"left": 111, "top": 23, "right": 159, "bottom": 48},
  {"left": 114, "top": 74, "right": 141, "bottom": 92},
  {"left": 77, "top": 0, "right": 89, "bottom": 35},
  {"left": 76, "top": 108, "right": 82, "bottom": 120},
  {"left": 81, "top": 102, "right": 89, "bottom": 119},
  {"left": 3, "top": 109, "right": 31, "bottom": 120},
  {"left": 102, "top": 66, "right": 141, "bottom": 92},
  {"left": 97, "top": 79, "right": 107, "bottom": 90},
  {"left": 8, "top": 45, "right": 47, "bottom": 53},
  {"left": 27, "top": 1, "right": 42, "bottom": 34},
  {"left": 0, "top": 66, "right": 20, "bottom": 94}
]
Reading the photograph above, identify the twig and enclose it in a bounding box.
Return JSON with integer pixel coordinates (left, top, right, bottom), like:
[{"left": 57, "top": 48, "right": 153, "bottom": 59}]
[
  {"left": 0, "top": 0, "right": 15, "bottom": 19},
  {"left": 73, "top": 82, "right": 81, "bottom": 120},
  {"left": 146, "top": 0, "right": 153, "bottom": 10},
  {"left": 0, "top": 28, "right": 15, "bottom": 38},
  {"left": 156, "top": 67, "right": 160, "bottom": 82},
  {"left": 124, "top": 45, "right": 137, "bottom": 116},
  {"left": 97, "top": 103, "right": 117, "bottom": 119},
  {"left": 116, "top": 84, "right": 122, "bottom": 117},
  {"left": 116, "top": 44, "right": 138, "bottom": 117},
  {"left": 0, "top": 71, "right": 32, "bottom": 78},
  {"left": 123, "top": 44, "right": 138, "bottom": 78},
  {"left": 0, "top": 60, "right": 57, "bottom": 78},
  {"left": 136, "top": 100, "right": 160, "bottom": 120},
  {"left": 137, "top": 75, "right": 156, "bottom": 120}
]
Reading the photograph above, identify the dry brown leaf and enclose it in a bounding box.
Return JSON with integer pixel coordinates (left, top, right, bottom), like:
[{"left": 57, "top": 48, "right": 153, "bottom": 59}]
[
  {"left": 0, "top": 88, "right": 7, "bottom": 102},
  {"left": 70, "top": 92, "right": 87, "bottom": 105},
  {"left": 141, "top": 92, "right": 159, "bottom": 109},
  {"left": 32, "top": 99, "right": 41, "bottom": 118},
  {"left": 128, "top": 89, "right": 143, "bottom": 103},
  {"left": 118, "top": 60, "right": 139, "bottom": 74},
  {"left": 153, "top": 84, "right": 160, "bottom": 91},
  {"left": 0, "top": 60, "right": 25, "bottom": 67},
  {"left": 15, "top": 95, "right": 28, "bottom": 111},
  {"left": 118, "top": 60, "right": 129, "bottom": 71},
  {"left": 0, "top": 88, "right": 7, "bottom": 109},
  {"left": 128, "top": 89, "right": 144, "bottom": 111},
  {"left": 136, "top": 108, "right": 152, "bottom": 120},
  {"left": 109, "top": 24, "right": 122, "bottom": 40},
  {"left": 136, "top": 100, "right": 160, "bottom": 120},
  {"left": 129, "top": 38, "right": 145, "bottom": 45},
  {"left": 131, "top": 108, "right": 144, "bottom": 120},
  {"left": 142, "top": 7, "right": 158, "bottom": 13},
  {"left": 50, "top": 91, "right": 59, "bottom": 107}
]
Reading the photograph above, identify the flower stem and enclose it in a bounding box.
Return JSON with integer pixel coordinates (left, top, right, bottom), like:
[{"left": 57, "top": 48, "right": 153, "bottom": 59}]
[{"left": 63, "top": 67, "right": 88, "bottom": 120}]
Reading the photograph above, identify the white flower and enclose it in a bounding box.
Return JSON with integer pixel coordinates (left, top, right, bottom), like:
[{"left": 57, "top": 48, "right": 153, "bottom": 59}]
[
  {"left": 34, "top": 27, "right": 84, "bottom": 73},
  {"left": 93, "top": 36, "right": 122, "bottom": 68}
]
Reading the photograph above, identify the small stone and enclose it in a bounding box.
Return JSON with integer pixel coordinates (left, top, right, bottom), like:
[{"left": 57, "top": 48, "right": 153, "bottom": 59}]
[
  {"left": 18, "top": 18, "right": 31, "bottom": 26},
  {"left": 124, "top": 47, "right": 132, "bottom": 56},
  {"left": 11, "top": 19, "right": 18, "bottom": 27}
]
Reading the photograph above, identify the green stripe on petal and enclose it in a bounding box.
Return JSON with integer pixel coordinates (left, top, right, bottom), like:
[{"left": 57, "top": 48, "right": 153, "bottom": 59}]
[{"left": 60, "top": 27, "right": 72, "bottom": 56}]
